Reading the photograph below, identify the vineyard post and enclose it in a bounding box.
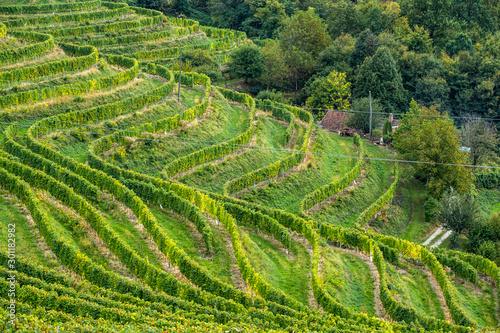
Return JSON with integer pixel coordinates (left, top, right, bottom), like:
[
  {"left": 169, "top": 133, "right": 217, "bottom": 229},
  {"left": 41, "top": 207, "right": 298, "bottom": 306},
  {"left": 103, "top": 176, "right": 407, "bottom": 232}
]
[{"left": 369, "top": 91, "right": 373, "bottom": 141}]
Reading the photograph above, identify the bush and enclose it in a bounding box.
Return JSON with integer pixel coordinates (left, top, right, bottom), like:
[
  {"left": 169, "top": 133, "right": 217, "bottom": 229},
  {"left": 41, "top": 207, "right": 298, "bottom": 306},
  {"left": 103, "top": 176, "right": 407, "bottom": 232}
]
[
  {"left": 256, "top": 90, "right": 289, "bottom": 104},
  {"left": 196, "top": 65, "right": 222, "bottom": 83},
  {"left": 424, "top": 197, "right": 440, "bottom": 222},
  {"left": 477, "top": 241, "right": 498, "bottom": 261},
  {"left": 371, "top": 129, "right": 382, "bottom": 140}
]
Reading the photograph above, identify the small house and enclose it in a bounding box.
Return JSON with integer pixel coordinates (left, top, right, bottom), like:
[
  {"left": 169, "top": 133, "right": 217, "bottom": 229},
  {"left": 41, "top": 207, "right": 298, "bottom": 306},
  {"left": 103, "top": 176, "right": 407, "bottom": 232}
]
[{"left": 319, "top": 110, "right": 349, "bottom": 132}]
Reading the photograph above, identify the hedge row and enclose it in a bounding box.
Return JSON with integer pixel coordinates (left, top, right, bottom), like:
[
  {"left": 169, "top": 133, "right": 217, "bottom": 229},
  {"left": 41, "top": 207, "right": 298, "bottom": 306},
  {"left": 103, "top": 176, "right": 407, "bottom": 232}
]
[
  {"left": 374, "top": 234, "right": 476, "bottom": 328},
  {"left": 0, "top": 258, "right": 259, "bottom": 327},
  {"left": 44, "top": 7, "right": 163, "bottom": 38},
  {"left": 163, "top": 87, "right": 256, "bottom": 177},
  {"left": 0, "top": 54, "right": 138, "bottom": 109},
  {"left": 0, "top": 23, "right": 6, "bottom": 39},
  {"left": 0, "top": 157, "right": 184, "bottom": 294},
  {"left": 0, "top": 30, "right": 54, "bottom": 66},
  {"left": 4, "top": 282, "right": 251, "bottom": 332},
  {"left": 4, "top": 2, "right": 129, "bottom": 28},
  {"left": 70, "top": 26, "right": 190, "bottom": 49},
  {"left": 121, "top": 178, "right": 213, "bottom": 251},
  {"left": 223, "top": 101, "right": 314, "bottom": 195},
  {"left": 432, "top": 248, "right": 477, "bottom": 283},
  {"left": 164, "top": 15, "right": 200, "bottom": 32},
  {"left": 205, "top": 191, "right": 400, "bottom": 330},
  {"left": 0, "top": 0, "right": 101, "bottom": 14},
  {"left": 300, "top": 134, "right": 364, "bottom": 213},
  {"left": 355, "top": 163, "right": 400, "bottom": 227},
  {"left": 256, "top": 98, "right": 295, "bottom": 145},
  {"left": 126, "top": 37, "right": 239, "bottom": 61},
  {"left": 3, "top": 128, "right": 100, "bottom": 202},
  {"left": 321, "top": 225, "right": 473, "bottom": 332},
  {"left": 201, "top": 25, "right": 246, "bottom": 39},
  {"left": 0, "top": 42, "right": 97, "bottom": 84},
  {"left": 89, "top": 71, "right": 209, "bottom": 162}
]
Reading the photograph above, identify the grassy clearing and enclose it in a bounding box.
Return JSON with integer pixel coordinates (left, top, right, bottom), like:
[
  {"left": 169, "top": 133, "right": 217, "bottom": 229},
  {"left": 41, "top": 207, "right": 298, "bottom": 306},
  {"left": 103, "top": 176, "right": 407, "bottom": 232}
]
[
  {"left": 451, "top": 276, "right": 498, "bottom": 328},
  {"left": 243, "top": 130, "right": 356, "bottom": 214},
  {"left": 149, "top": 207, "right": 233, "bottom": 285},
  {"left": 314, "top": 141, "right": 395, "bottom": 227},
  {"left": 321, "top": 246, "right": 375, "bottom": 316},
  {"left": 386, "top": 261, "right": 445, "bottom": 320},
  {"left": 179, "top": 115, "right": 290, "bottom": 192},
  {"left": 0, "top": 194, "right": 48, "bottom": 267},
  {"left": 376, "top": 175, "right": 434, "bottom": 244},
  {"left": 240, "top": 229, "right": 310, "bottom": 305}
]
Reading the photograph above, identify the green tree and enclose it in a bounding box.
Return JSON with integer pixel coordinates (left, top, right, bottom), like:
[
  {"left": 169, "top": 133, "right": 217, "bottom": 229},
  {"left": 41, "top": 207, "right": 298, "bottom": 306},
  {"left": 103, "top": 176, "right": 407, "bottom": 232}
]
[
  {"left": 382, "top": 120, "right": 393, "bottom": 143},
  {"left": 306, "top": 71, "right": 351, "bottom": 118},
  {"left": 228, "top": 44, "right": 264, "bottom": 82},
  {"left": 393, "top": 100, "right": 472, "bottom": 197},
  {"left": 259, "top": 40, "right": 289, "bottom": 90},
  {"left": 279, "top": 9, "right": 331, "bottom": 89},
  {"left": 445, "top": 33, "right": 474, "bottom": 57},
  {"left": 459, "top": 116, "right": 499, "bottom": 170},
  {"left": 172, "top": 0, "right": 191, "bottom": 15},
  {"left": 405, "top": 25, "right": 433, "bottom": 53},
  {"left": 354, "top": 47, "right": 406, "bottom": 113},
  {"left": 246, "top": 0, "right": 286, "bottom": 38},
  {"left": 346, "top": 97, "right": 384, "bottom": 133},
  {"left": 350, "top": 29, "right": 379, "bottom": 68},
  {"left": 327, "top": 0, "right": 364, "bottom": 39},
  {"left": 439, "top": 188, "right": 480, "bottom": 247},
  {"left": 316, "top": 34, "right": 355, "bottom": 78}
]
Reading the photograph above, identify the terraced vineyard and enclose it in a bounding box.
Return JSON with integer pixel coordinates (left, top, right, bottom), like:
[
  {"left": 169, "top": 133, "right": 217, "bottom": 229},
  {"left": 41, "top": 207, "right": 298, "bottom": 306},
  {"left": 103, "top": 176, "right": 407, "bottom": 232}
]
[{"left": 0, "top": 1, "right": 499, "bottom": 332}]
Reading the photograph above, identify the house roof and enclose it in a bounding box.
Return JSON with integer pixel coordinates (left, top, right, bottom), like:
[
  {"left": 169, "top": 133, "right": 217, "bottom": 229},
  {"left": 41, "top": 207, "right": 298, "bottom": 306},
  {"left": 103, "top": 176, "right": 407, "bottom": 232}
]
[
  {"left": 320, "top": 110, "right": 349, "bottom": 132},
  {"left": 391, "top": 119, "right": 400, "bottom": 127}
]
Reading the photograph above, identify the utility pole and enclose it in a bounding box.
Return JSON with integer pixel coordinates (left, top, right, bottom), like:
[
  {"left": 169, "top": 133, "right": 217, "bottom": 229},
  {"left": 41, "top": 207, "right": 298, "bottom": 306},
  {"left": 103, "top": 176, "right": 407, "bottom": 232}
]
[
  {"left": 369, "top": 91, "right": 373, "bottom": 141},
  {"left": 178, "top": 47, "right": 182, "bottom": 104}
]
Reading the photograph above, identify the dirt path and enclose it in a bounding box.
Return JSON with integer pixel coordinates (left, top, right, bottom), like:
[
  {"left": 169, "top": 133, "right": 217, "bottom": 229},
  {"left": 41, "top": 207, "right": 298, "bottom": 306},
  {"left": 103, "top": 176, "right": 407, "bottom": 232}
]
[
  {"left": 331, "top": 244, "right": 386, "bottom": 319},
  {"left": 2, "top": 193, "right": 66, "bottom": 271},
  {"left": 415, "top": 265, "right": 453, "bottom": 323},
  {"left": 291, "top": 234, "right": 320, "bottom": 311},
  {"left": 478, "top": 275, "right": 500, "bottom": 327},
  {"left": 40, "top": 193, "right": 135, "bottom": 279},
  {"left": 106, "top": 194, "right": 189, "bottom": 283},
  {"left": 206, "top": 216, "right": 250, "bottom": 291}
]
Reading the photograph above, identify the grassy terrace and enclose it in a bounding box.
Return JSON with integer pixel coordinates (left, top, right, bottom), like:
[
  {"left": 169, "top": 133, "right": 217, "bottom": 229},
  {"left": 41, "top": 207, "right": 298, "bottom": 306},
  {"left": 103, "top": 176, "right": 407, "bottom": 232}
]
[
  {"left": 243, "top": 130, "right": 357, "bottom": 215},
  {"left": 313, "top": 140, "right": 394, "bottom": 227},
  {"left": 321, "top": 246, "right": 376, "bottom": 316},
  {"left": 150, "top": 207, "right": 234, "bottom": 285},
  {"left": 0, "top": 194, "right": 48, "bottom": 267},
  {"left": 386, "top": 261, "right": 445, "bottom": 320},
  {"left": 241, "top": 228, "right": 311, "bottom": 305},
  {"left": 179, "top": 114, "right": 291, "bottom": 192}
]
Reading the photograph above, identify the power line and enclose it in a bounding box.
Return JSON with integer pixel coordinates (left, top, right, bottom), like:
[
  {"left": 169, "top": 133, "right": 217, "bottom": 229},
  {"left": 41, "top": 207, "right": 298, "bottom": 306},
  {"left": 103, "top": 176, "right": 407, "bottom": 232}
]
[{"left": 6, "top": 120, "right": 499, "bottom": 170}]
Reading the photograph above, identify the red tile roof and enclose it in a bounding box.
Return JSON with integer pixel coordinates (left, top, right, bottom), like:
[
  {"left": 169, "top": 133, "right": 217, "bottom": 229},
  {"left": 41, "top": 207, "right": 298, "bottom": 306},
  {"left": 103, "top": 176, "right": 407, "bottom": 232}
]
[{"left": 319, "top": 110, "right": 349, "bottom": 132}]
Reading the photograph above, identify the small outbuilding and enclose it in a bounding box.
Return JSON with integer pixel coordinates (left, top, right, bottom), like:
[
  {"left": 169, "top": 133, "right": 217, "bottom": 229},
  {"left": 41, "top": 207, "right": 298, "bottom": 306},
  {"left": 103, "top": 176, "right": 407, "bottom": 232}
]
[{"left": 319, "top": 110, "right": 349, "bottom": 132}]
